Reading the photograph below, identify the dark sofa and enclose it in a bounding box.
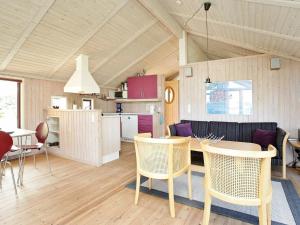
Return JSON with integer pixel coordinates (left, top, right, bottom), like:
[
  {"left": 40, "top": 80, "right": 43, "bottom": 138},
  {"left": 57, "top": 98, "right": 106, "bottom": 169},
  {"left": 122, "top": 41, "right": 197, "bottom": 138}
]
[{"left": 169, "top": 120, "right": 289, "bottom": 178}]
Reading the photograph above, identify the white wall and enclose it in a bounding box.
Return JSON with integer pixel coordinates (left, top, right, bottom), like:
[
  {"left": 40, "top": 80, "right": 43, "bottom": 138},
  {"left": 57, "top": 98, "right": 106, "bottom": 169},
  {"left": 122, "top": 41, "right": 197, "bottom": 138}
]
[{"left": 179, "top": 54, "right": 300, "bottom": 162}]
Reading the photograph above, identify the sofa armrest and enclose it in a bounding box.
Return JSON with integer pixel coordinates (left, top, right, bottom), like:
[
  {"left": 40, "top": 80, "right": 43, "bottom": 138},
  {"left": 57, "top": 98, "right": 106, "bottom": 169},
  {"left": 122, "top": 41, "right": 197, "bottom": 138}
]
[
  {"left": 276, "top": 127, "right": 289, "bottom": 179},
  {"left": 168, "top": 124, "right": 177, "bottom": 136}
]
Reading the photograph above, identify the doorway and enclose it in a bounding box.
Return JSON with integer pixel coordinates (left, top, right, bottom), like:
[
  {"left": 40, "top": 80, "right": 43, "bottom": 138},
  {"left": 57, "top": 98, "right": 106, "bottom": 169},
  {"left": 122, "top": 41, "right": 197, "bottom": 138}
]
[{"left": 164, "top": 80, "right": 179, "bottom": 132}]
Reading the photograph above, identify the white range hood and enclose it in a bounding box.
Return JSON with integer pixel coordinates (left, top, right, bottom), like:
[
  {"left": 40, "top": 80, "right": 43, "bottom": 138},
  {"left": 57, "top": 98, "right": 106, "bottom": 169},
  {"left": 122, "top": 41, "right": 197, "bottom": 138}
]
[{"left": 64, "top": 54, "right": 100, "bottom": 94}]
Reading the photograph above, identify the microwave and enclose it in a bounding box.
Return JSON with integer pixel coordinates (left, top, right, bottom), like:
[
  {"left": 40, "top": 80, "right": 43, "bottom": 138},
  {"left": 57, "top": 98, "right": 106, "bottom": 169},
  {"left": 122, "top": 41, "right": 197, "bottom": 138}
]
[{"left": 114, "top": 90, "right": 128, "bottom": 99}]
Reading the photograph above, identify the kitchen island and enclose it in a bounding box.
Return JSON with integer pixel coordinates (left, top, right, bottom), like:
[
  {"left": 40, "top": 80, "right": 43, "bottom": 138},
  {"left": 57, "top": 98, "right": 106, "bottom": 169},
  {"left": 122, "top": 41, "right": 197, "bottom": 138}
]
[{"left": 45, "top": 109, "right": 120, "bottom": 166}]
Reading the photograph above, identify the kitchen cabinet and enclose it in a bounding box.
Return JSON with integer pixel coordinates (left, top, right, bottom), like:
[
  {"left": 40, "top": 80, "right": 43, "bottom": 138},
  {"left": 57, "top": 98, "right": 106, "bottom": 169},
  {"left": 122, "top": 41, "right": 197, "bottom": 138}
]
[
  {"left": 138, "top": 115, "right": 153, "bottom": 135},
  {"left": 127, "top": 75, "right": 157, "bottom": 99}
]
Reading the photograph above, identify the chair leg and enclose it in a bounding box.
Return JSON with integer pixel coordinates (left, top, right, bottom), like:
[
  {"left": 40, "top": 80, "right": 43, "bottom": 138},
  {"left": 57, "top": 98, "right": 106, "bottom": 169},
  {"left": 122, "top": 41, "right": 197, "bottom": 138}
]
[
  {"left": 267, "top": 202, "right": 272, "bottom": 225},
  {"left": 19, "top": 152, "right": 26, "bottom": 186},
  {"left": 258, "top": 204, "right": 268, "bottom": 225},
  {"left": 44, "top": 148, "right": 52, "bottom": 174},
  {"left": 17, "top": 151, "right": 25, "bottom": 186},
  {"left": 168, "top": 177, "right": 175, "bottom": 218},
  {"left": 187, "top": 168, "right": 192, "bottom": 200},
  {"left": 282, "top": 164, "right": 286, "bottom": 179},
  {"left": 135, "top": 173, "right": 141, "bottom": 205},
  {"left": 3, "top": 154, "right": 8, "bottom": 176},
  {"left": 202, "top": 191, "right": 212, "bottom": 225},
  {"left": 7, "top": 162, "right": 17, "bottom": 196},
  {"left": 148, "top": 178, "right": 152, "bottom": 190},
  {"left": 0, "top": 162, "right": 2, "bottom": 190},
  {"left": 33, "top": 153, "right": 36, "bottom": 169}
]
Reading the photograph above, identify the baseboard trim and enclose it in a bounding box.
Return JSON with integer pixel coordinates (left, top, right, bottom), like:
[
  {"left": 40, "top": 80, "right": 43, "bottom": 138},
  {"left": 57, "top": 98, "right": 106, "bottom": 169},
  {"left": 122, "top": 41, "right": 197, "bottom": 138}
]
[
  {"left": 102, "top": 151, "right": 119, "bottom": 164},
  {"left": 48, "top": 149, "right": 102, "bottom": 167}
]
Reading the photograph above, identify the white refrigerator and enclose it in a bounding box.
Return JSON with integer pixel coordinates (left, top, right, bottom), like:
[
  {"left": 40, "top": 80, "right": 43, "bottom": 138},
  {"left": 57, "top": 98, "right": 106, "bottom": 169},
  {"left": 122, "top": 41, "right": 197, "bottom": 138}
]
[{"left": 121, "top": 115, "right": 138, "bottom": 140}]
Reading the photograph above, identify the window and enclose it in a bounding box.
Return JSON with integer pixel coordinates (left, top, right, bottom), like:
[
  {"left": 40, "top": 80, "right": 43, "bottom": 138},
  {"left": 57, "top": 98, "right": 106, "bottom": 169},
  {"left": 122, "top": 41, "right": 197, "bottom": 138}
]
[
  {"left": 165, "top": 87, "right": 175, "bottom": 104},
  {"left": 0, "top": 78, "right": 21, "bottom": 130},
  {"left": 206, "top": 80, "right": 253, "bottom": 115},
  {"left": 82, "top": 98, "right": 94, "bottom": 110},
  {"left": 51, "top": 96, "right": 67, "bottom": 109}
]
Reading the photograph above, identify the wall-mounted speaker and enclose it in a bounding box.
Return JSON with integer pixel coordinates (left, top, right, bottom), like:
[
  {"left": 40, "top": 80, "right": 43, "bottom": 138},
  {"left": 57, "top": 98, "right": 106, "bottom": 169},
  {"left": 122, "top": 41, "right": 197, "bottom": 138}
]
[
  {"left": 183, "top": 66, "right": 193, "bottom": 77},
  {"left": 270, "top": 57, "right": 280, "bottom": 70},
  {"left": 298, "top": 129, "right": 300, "bottom": 141}
]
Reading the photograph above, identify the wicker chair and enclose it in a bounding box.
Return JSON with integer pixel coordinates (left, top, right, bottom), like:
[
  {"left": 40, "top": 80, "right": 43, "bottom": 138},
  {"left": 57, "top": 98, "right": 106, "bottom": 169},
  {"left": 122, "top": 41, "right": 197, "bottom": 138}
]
[
  {"left": 134, "top": 136, "right": 192, "bottom": 218},
  {"left": 200, "top": 141, "right": 277, "bottom": 225}
]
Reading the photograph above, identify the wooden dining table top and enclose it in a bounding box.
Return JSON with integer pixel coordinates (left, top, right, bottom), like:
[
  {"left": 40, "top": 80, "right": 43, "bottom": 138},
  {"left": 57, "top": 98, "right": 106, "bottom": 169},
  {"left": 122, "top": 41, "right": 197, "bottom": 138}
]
[
  {"left": 170, "top": 136, "right": 261, "bottom": 152},
  {"left": 288, "top": 139, "right": 300, "bottom": 149}
]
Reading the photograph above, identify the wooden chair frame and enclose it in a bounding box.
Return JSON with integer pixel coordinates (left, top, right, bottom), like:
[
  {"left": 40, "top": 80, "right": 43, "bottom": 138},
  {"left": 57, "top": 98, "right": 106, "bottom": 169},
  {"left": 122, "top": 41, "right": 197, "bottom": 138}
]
[
  {"left": 166, "top": 125, "right": 289, "bottom": 179},
  {"left": 134, "top": 135, "right": 192, "bottom": 218},
  {"left": 281, "top": 132, "right": 289, "bottom": 179},
  {"left": 201, "top": 141, "right": 277, "bottom": 225}
]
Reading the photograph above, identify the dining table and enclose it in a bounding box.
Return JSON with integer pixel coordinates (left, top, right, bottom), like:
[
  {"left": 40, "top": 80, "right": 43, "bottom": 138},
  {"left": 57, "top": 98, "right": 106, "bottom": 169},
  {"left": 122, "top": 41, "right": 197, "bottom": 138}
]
[
  {"left": 10, "top": 128, "right": 36, "bottom": 186},
  {"left": 170, "top": 137, "right": 262, "bottom": 173}
]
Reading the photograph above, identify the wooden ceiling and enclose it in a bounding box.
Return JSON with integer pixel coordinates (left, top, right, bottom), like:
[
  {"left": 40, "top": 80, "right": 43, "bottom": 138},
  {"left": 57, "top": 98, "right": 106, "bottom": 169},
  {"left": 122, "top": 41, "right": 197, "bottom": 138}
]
[
  {"left": 162, "top": 0, "right": 300, "bottom": 61},
  {"left": 0, "top": 0, "right": 299, "bottom": 86}
]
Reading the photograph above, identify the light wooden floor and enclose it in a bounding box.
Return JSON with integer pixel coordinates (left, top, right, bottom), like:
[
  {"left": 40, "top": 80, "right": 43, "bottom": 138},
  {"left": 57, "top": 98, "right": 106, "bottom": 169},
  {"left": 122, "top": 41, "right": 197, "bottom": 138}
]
[{"left": 1, "top": 142, "right": 299, "bottom": 225}]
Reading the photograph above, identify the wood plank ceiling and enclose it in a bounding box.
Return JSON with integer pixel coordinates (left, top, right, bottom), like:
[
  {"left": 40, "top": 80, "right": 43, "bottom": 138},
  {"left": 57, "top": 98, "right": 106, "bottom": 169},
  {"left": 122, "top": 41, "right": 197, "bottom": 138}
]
[
  {"left": 0, "top": 0, "right": 178, "bottom": 86},
  {"left": 161, "top": 0, "right": 300, "bottom": 61},
  {"left": 0, "top": 0, "right": 299, "bottom": 87}
]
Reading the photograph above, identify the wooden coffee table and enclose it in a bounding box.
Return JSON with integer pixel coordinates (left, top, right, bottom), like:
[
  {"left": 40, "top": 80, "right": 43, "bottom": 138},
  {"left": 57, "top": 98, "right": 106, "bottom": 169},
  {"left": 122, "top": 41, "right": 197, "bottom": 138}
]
[{"left": 171, "top": 137, "right": 261, "bottom": 172}]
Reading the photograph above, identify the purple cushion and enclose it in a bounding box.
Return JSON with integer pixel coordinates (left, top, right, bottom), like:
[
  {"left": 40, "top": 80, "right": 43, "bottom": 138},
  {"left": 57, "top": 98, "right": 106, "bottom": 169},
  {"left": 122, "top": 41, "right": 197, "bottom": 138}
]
[
  {"left": 175, "top": 123, "right": 193, "bottom": 137},
  {"left": 252, "top": 129, "right": 276, "bottom": 148}
]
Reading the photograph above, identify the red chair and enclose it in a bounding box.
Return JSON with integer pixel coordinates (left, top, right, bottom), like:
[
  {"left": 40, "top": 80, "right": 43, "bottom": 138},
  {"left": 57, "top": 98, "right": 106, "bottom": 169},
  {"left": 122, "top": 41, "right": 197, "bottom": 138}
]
[
  {"left": 20, "top": 122, "right": 52, "bottom": 173},
  {"left": 0, "top": 131, "right": 18, "bottom": 195}
]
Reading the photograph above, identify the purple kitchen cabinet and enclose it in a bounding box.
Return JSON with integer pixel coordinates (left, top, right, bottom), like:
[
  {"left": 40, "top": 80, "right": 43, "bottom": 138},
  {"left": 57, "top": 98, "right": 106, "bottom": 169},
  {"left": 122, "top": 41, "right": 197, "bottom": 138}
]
[
  {"left": 127, "top": 76, "right": 143, "bottom": 99},
  {"left": 127, "top": 75, "right": 157, "bottom": 99},
  {"left": 138, "top": 115, "right": 153, "bottom": 135}
]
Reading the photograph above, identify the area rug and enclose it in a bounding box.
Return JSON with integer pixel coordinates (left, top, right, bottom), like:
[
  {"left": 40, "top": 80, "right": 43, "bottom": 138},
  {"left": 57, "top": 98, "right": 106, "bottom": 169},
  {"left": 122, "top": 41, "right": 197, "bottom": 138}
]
[{"left": 127, "top": 173, "right": 300, "bottom": 225}]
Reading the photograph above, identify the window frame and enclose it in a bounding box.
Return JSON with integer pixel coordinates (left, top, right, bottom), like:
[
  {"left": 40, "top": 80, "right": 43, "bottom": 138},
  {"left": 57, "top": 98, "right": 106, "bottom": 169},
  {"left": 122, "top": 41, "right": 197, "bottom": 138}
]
[{"left": 0, "top": 77, "right": 22, "bottom": 128}]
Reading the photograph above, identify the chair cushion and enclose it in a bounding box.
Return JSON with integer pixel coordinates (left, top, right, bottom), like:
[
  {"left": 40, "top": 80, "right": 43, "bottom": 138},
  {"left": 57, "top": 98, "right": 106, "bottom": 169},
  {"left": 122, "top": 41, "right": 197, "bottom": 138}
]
[
  {"left": 181, "top": 120, "right": 209, "bottom": 138},
  {"left": 208, "top": 121, "right": 239, "bottom": 141},
  {"left": 253, "top": 129, "right": 276, "bottom": 148},
  {"left": 239, "top": 122, "right": 277, "bottom": 143},
  {"left": 175, "top": 122, "right": 193, "bottom": 137}
]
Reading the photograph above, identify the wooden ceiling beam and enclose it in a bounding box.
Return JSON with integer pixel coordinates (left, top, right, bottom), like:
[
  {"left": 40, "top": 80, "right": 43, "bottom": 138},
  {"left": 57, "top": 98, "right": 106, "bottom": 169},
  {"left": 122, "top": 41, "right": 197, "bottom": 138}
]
[
  {"left": 0, "top": 0, "right": 55, "bottom": 71},
  {"left": 171, "top": 12, "right": 300, "bottom": 42},
  {"left": 103, "top": 35, "right": 173, "bottom": 86},
  {"left": 136, "top": 0, "right": 183, "bottom": 38},
  {"left": 189, "top": 31, "right": 300, "bottom": 61},
  {"left": 48, "top": 0, "right": 128, "bottom": 78},
  {"left": 91, "top": 19, "right": 157, "bottom": 74}
]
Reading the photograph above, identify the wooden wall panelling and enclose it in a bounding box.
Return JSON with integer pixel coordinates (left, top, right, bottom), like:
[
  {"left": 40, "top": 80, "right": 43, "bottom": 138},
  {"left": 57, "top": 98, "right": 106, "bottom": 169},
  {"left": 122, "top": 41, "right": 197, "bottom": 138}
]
[
  {"left": 23, "top": 78, "right": 115, "bottom": 132},
  {"left": 179, "top": 54, "right": 300, "bottom": 162}
]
